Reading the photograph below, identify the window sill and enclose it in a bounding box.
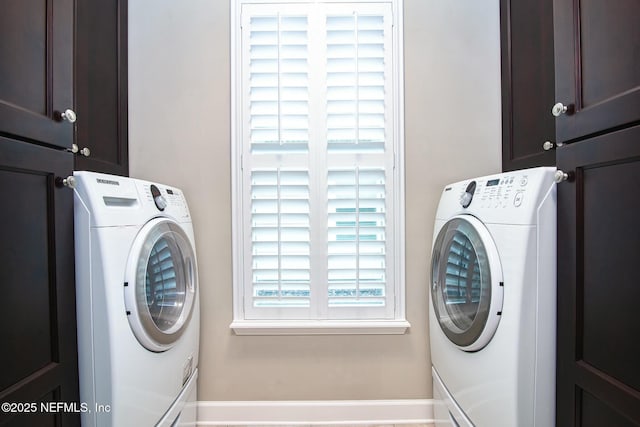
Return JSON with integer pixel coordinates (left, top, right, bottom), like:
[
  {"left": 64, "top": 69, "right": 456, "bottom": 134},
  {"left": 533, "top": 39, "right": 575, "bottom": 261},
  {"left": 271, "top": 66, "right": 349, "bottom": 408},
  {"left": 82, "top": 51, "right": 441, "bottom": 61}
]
[{"left": 230, "top": 319, "right": 411, "bottom": 336}]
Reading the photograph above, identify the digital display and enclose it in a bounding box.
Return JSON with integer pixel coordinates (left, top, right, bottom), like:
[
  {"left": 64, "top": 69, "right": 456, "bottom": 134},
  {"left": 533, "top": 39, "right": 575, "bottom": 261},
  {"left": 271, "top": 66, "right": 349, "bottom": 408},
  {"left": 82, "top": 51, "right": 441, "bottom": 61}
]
[
  {"left": 166, "top": 189, "right": 174, "bottom": 195},
  {"left": 486, "top": 178, "right": 500, "bottom": 187}
]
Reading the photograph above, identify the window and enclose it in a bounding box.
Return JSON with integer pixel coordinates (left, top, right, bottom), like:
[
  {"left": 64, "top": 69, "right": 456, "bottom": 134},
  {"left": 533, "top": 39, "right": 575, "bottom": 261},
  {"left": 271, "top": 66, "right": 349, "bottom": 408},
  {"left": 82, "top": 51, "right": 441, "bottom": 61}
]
[{"left": 231, "top": 0, "right": 406, "bottom": 334}]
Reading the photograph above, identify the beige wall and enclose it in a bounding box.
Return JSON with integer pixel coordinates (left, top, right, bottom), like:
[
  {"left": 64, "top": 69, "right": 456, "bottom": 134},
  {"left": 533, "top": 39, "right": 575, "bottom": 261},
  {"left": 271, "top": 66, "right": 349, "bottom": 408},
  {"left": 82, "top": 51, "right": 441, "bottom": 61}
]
[{"left": 128, "top": 0, "right": 501, "bottom": 401}]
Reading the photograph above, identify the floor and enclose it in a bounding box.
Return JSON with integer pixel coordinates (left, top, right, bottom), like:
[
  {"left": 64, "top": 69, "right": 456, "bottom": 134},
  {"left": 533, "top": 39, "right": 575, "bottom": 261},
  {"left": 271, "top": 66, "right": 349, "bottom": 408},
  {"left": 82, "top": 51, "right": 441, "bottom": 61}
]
[{"left": 218, "top": 425, "right": 435, "bottom": 427}]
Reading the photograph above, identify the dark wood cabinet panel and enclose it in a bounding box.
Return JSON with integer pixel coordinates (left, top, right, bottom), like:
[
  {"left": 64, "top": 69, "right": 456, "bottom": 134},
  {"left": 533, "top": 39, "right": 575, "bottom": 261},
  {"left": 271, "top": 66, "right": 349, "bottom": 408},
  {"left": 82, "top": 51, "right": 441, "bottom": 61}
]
[
  {"left": 0, "top": 137, "right": 79, "bottom": 426},
  {"left": 553, "top": 0, "right": 640, "bottom": 144},
  {"left": 0, "top": 0, "right": 74, "bottom": 150},
  {"left": 556, "top": 125, "right": 640, "bottom": 427},
  {"left": 0, "top": 2, "right": 80, "bottom": 425},
  {"left": 554, "top": 2, "right": 640, "bottom": 424},
  {"left": 74, "top": 0, "right": 129, "bottom": 176},
  {"left": 0, "top": 0, "right": 126, "bottom": 424},
  {"left": 500, "top": 0, "right": 556, "bottom": 171}
]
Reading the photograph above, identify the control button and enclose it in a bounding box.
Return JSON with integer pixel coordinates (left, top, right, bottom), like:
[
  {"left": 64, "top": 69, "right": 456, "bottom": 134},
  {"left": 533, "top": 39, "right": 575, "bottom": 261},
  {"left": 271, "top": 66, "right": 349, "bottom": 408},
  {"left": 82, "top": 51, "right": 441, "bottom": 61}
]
[
  {"left": 514, "top": 191, "right": 524, "bottom": 207},
  {"left": 520, "top": 176, "right": 528, "bottom": 186}
]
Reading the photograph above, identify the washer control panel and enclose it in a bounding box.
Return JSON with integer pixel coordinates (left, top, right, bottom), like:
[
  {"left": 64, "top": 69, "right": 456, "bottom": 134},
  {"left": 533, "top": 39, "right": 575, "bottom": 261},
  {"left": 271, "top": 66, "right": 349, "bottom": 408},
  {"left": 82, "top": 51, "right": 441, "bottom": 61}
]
[{"left": 73, "top": 171, "right": 193, "bottom": 227}]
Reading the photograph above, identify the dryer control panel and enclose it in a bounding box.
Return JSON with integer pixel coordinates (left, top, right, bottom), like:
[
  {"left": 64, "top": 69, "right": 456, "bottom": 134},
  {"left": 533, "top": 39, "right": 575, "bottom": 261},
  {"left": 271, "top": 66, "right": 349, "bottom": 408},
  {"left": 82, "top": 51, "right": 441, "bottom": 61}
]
[
  {"left": 435, "top": 167, "right": 557, "bottom": 225},
  {"left": 464, "top": 173, "right": 531, "bottom": 210}
]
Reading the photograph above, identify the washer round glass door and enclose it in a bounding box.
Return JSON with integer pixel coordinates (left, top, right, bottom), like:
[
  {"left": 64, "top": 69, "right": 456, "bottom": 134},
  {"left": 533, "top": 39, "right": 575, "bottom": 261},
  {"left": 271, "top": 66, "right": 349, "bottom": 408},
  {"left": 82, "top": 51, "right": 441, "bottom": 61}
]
[
  {"left": 124, "top": 218, "right": 197, "bottom": 352},
  {"left": 431, "top": 215, "right": 503, "bottom": 351}
]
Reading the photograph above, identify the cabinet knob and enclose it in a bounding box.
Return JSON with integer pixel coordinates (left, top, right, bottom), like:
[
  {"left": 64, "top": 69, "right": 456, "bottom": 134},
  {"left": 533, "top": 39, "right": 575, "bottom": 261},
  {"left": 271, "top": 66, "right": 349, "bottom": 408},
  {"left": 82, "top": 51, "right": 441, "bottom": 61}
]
[
  {"left": 55, "top": 176, "right": 76, "bottom": 189},
  {"left": 543, "top": 140, "right": 564, "bottom": 151},
  {"left": 57, "top": 108, "right": 77, "bottom": 123},
  {"left": 67, "top": 144, "right": 90, "bottom": 156},
  {"left": 554, "top": 170, "right": 574, "bottom": 183},
  {"left": 551, "top": 102, "right": 574, "bottom": 117}
]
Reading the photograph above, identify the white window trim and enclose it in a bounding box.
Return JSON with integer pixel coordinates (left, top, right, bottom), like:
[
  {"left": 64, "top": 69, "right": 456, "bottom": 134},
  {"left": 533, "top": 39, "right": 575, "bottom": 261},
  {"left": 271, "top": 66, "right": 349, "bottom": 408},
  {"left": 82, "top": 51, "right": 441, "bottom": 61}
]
[{"left": 230, "top": 0, "right": 407, "bottom": 335}]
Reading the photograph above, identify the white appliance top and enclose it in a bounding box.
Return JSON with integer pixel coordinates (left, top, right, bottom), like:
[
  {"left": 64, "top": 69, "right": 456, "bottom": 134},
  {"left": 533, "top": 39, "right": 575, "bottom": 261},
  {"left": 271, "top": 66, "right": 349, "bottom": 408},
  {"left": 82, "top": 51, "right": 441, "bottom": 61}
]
[
  {"left": 434, "top": 166, "right": 556, "bottom": 225},
  {"left": 73, "top": 171, "right": 191, "bottom": 227}
]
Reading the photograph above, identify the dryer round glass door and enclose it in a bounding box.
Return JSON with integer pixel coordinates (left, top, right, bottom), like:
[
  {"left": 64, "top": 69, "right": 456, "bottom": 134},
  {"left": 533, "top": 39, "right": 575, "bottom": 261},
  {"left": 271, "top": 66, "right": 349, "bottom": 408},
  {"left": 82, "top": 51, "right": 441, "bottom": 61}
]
[
  {"left": 430, "top": 215, "right": 503, "bottom": 351},
  {"left": 124, "top": 218, "right": 197, "bottom": 352}
]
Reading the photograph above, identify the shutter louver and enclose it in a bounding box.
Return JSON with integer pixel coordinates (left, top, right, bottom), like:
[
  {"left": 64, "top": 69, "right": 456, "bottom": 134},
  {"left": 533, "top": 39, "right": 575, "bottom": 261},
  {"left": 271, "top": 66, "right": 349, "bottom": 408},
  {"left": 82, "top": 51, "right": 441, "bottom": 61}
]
[
  {"left": 249, "top": 15, "right": 309, "bottom": 153},
  {"left": 327, "top": 168, "right": 386, "bottom": 307},
  {"left": 326, "top": 14, "right": 386, "bottom": 153},
  {"left": 147, "top": 239, "right": 178, "bottom": 305},
  {"left": 445, "top": 233, "right": 482, "bottom": 304},
  {"left": 251, "top": 169, "right": 311, "bottom": 308}
]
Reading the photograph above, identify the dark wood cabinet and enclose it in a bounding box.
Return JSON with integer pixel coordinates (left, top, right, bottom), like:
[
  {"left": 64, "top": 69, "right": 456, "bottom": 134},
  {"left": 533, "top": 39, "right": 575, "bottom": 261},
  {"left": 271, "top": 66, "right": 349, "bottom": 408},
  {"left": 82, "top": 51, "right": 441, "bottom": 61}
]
[
  {"left": 0, "top": 0, "right": 128, "bottom": 176},
  {"left": 554, "top": 0, "right": 640, "bottom": 425},
  {"left": 1, "top": 0, "right": 126, "bottom": 421},
  {"left": 553, "top": 0, "right": 640, "bottom": 144},
  {"left": 500, "top": 0, "right": 556, "bottom": 171},
  {"left": 0, "top": 0, "right": 75, "bottom": 151},
  {"left": 74, "top": 0, "right": 129, "bottom": 176},
  {"left": 0, "top": 138, "right": 79, "bottom": 426},
  {"left": 556, "top": 126, "right": 640, "bottom": 426},
  {"left": 0, "top": 0, "right": 91, "bottom": 424}
]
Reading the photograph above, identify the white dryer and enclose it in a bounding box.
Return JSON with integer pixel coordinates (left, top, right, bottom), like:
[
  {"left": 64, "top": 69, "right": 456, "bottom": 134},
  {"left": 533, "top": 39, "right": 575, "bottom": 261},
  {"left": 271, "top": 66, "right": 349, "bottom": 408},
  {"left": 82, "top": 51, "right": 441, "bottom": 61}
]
[
  {"left": 429, "top": 167, "right": 557, "bottom": 427},
  {"left": 73, "top": 171, "right": 200, "bottom": 426}
]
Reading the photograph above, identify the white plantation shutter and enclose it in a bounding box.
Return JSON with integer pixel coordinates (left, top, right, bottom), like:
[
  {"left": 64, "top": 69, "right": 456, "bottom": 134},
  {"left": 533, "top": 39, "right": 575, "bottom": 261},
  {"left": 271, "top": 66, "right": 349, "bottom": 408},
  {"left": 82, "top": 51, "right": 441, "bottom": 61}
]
[
  {"left": 248, "top": 14, "right": 309, "bottom": 153},
  {"left": 324, "top": 8, "right": 393, "bottom": 319},
  {"left": 234, "top": 1, "right": 404, "bottom": 326},
  {"left": 251, "top": 170, "right": 311, "bottom": 309},
  {"left": 326, "top": 14, "right": 387, "bottom": 152},
  {"left": 327, "top": 168, "right": 387, "bottom": 309}
]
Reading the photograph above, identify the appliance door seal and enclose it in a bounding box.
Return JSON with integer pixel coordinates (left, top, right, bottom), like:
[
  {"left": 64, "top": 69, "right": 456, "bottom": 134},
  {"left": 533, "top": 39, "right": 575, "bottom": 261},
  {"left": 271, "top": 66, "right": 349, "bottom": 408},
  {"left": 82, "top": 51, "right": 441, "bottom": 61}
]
[
  {"left": 124, "top": 217, "right": 197, "bottom": 352},
  {"left": 430, "top": 214, "right": 503, "bottom": 351}
]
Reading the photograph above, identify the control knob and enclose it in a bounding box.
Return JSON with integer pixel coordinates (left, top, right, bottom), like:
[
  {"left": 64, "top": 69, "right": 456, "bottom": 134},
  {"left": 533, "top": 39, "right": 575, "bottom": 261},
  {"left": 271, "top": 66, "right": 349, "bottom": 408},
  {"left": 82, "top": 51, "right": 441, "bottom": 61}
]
[
  {"left": 460, "top": 181, "right": 476, "bottom": 208},
  {"left": 150, "top": 184, "right": 167, "bottom": 211}
]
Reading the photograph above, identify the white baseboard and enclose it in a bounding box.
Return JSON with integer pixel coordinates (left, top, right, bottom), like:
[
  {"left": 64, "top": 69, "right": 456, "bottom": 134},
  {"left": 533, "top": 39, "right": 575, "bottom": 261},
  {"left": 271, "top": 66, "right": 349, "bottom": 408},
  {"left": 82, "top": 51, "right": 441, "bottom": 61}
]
[{"left": 197, "top": 399, "right": 434, "bottom": 425}]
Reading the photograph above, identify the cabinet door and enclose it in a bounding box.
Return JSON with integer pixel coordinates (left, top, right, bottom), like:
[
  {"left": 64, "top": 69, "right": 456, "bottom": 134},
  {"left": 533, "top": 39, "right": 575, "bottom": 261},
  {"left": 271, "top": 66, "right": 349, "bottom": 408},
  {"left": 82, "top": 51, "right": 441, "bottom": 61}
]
[
  {"left": 74, "top": 0, "right": 129, "bottom": 176},
  {"left": 0, "top": 138, "right": 79, "bottom": 426},
  {"left": 556, "top": 125, "right": 640, "bottom": 427},
  {"left": 553, "top": 0, "right": 640, "bottom": 144},
  {"left": 0, "top": 0, "right": 74, "bottom": 150},
  {"left": 500, "top": 0, "right": 556, "bottom": 171}
]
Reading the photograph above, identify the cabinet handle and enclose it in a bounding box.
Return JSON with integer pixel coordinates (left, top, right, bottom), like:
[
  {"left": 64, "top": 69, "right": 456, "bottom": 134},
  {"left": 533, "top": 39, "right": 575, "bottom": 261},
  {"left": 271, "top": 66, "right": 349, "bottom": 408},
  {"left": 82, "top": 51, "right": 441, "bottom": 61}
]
[
  {"left": 56, "top": 108, "right": 77, "bottom": 123},
  {"left": 55, "top": 176, "right": 76, "bottom": 189},
  {"left": 551, "top": 102, "right": 574, "bottom": 117},
  {"left": 554, "top": 170, "right": 574, "bottom": 183},
  {"left": 79, "top": 147, "right": 91, "bottom": 157}
]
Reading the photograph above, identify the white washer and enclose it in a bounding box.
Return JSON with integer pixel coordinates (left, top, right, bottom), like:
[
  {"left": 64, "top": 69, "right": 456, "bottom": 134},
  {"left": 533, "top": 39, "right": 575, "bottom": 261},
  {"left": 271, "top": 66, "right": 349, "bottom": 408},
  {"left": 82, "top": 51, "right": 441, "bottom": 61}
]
[
  {"left": 74, "top": 171, "right": 200, "bottom": 427},
  {"left": 429, "top": 167, "right": 557, "bottom": 427}
]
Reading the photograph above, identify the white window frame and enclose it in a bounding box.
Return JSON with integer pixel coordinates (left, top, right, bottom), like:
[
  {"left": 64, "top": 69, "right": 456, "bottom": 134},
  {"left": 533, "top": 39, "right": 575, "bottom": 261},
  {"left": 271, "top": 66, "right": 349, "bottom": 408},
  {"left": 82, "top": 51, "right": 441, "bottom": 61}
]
[{"left": 230, "top": 0, "right": 407, "bottom": 335}]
